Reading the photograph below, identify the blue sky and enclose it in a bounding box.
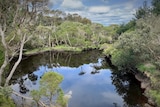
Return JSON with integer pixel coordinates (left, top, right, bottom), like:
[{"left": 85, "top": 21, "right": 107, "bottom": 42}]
[{"left": 48, "top": 0, "right": 150, "bottom": 26}]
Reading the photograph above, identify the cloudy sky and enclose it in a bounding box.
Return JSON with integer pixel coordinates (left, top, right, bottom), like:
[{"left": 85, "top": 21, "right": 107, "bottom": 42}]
[{"left": 49, "top": 0, "right": 148, "bottom": 26}]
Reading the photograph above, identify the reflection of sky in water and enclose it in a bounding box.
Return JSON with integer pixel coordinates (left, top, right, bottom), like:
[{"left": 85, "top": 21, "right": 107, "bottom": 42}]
[{"left": 12, "top": 58, "right": 123, "bottom": 107}]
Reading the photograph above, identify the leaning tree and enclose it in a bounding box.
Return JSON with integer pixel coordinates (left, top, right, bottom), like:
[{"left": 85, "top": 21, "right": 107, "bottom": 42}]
[{"left": 0, "top": 0, "right": 48, "bottom": 86}]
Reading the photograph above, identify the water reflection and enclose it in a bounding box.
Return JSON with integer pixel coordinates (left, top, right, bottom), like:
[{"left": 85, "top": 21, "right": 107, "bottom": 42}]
[
  {"left": 10, "top": 50, "right": 148, "bottom": 107},
  {"left": 111, "top": 70, "right": 148, "bottom": 107}
]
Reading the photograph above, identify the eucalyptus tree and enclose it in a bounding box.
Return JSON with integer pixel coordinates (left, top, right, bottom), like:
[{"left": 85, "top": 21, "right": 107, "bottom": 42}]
[
  {"left": 135, "top": 0, "right": 150, "bottom": 19},
  {"left": 0, "top": 0, "right": 49, "bottom": 85},
  {"left": 55, "top": 21, "right": 79, "bottom": 46},
  {"left": 152, "top": 0, "right": 160, "bottom": 15}
]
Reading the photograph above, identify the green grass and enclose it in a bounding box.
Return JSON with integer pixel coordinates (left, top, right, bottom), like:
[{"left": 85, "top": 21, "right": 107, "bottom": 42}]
[
  {"left": 53, "top": 45, "right": 82, "bottom": 52},
  {"left": 24, "top": 46, "right": 82, "bottom": 55},
  {"left": 137, "top": 63, "right": 156, "bottom": 74}
]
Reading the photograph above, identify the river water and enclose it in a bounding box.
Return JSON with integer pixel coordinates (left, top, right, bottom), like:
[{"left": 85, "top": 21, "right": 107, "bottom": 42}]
[{"left": 10, "top": 50, "right": 148, "bottom": 107}]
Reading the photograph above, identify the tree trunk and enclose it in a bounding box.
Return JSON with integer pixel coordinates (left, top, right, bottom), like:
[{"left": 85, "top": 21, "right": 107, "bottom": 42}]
[
  {"left": 66, "top": 33, "right": 72, "bottom": 46},
  {"left": 0, "top": 25, "right": 9, "bottom": 85},
  {"left": 54, "top": 34, "right": 59, "bottom": 46},
  {"left": 48, "top": 33, "right": 51, "bottom": 47},
  {"left": 5, "top": 35, "right": 26, "bottom": 86}
]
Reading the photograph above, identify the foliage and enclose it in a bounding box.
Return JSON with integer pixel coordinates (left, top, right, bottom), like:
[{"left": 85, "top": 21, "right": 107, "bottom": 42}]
[
  {"left": 31, "top": 71, "right": 66, "bottom": 107},
  {"left": 152, "top": 0, "right": 160, "bottom": 15},
  {"left": 149, "top": 90, "right": 160, "bottom": 107},
  {"left": 134, "top": 0, "right": 150, "bottom": 19},
  {"left": 0, "top": 0, "right": 17, "bottom": 27},
  {"left": 40, "top": 71, "right": 63, "bottom": 100},
  {"left": 40, "top": 71, "right": 63, "bottom": 97},
  {"left": 30, "top": 89, "right": 42, "bottom": 106},
  {"left": 111, "top": 49, "right": 137, "bottom": 69},
  {"left": 137, "top": 63, "right": 156, "bottom": 73},
  {"left": 0, "top": 86, "right": 15, "bottom": 107},
  {"left": 105, "top": 15, "right": 160, "bottom": 70},
  {"left": 56, "top": 88, "right": 67, "bottom": 107},
  {"left": 103, "top": 44, "right": 116, "bottom": 55},
  {"left": 116, "top": 20, "right": 136, "bottom": 35},
  {"left": 135, "top": 0, "right": 160, "bottom": 19},
  {"left": 103, "top": 5, "right": 160, "bottom": 106}
]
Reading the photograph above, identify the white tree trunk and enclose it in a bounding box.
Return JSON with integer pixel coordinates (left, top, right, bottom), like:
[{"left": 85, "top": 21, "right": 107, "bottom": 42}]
[
  {"left": 5, "top": 35, "right": 26, "bottom": 86},
  {"left": 66, "top": 33, "right": 72, "bottom": 46},
  {"left": 0, "top": 25, "right": 9, "bottom": 85}
]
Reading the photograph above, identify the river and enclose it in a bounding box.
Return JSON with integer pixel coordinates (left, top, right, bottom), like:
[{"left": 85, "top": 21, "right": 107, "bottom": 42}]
[{"left": 10, "top": 50, "right": 148, "bottom": 107}]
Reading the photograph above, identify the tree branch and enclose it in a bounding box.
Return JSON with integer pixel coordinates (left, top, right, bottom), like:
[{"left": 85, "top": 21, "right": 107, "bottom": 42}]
[{"left": 12, "top": 91, "right": 48, "bottom": 107}]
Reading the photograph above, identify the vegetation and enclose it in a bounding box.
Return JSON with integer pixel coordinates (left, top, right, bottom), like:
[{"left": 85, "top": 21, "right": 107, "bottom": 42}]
[
  {"left": 0, "top": 86, "right": 15, "bottom": 107},
  {"left": 30, "top": 71, "right": 66, "bottom": 107},
  {"left": 103, "top": 0, "right": 160, "bottom": 106},
  {"left": 0, "top": 0, "right": 160, "bottom": 106}
]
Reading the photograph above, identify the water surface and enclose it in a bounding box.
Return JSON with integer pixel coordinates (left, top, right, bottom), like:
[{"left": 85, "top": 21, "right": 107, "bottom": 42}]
[{"left": 11, "top": 50, "right": 147, "bottom": 107}]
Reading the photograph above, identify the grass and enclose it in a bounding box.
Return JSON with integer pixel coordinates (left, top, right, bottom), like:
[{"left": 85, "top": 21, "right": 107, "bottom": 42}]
[
  {"left": 24, "top": 46, "right": 82, "bottom": 55},
  {"left": 53, "top": 45, "right": 82, "bottom": 52},
  {"left": 137, "top": 63, "right": 156, "bottom": 74}
]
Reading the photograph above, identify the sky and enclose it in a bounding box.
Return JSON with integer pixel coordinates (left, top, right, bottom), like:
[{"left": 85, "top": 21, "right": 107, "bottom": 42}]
[{"left": 48, "top": 0, "right": 149, "bottom": 26}]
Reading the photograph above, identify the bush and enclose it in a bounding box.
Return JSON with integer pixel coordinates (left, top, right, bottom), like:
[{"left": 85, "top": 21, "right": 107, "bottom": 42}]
[
  {"left": 111, "top": 49, "right": 137, "bottom": 69},
  {"left": 137, "top": 63, "right": 156, "bottom": 73},
  {"left": 0, "top": 87, "right": 15, "bottom": 107},
  {"left": 149, "top": 90, "right": 160, "bottom": 107}
]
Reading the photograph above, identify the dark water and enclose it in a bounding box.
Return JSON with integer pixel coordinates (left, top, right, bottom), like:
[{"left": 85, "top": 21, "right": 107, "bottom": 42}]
[{"left": 10, "top": 50, "right": 148, "bottom": 107}]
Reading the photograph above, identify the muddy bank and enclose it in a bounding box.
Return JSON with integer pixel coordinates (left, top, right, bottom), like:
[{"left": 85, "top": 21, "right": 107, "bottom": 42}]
[{"left": 135, "top": 72, "right": 156, "bottom": 107}]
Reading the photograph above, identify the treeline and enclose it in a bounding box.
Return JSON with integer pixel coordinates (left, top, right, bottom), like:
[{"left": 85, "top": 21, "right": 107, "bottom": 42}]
[
  {"left": 25, "top": 9, "right": 116, "bottom": 50},
  {"left": 103, "top": 0, "right": 160, "bottom": 106}
]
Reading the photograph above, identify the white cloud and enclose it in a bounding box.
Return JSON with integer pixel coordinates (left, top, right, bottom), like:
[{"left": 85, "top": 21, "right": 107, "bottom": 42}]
[
  {"left": 88, "top": 6, "right": 110, "bottom": 14},
  {"left": 101, "top": 92, "right": 123, "bottom": 106},
  {"left": 55, "top": 0, "right": 141, "bottom": 26},
  {"left": 61, "top": 0, "right": 85, "bottom": 10}
]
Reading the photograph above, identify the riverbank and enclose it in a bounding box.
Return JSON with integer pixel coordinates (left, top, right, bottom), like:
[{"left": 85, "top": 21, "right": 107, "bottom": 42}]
[
  {"left": 134, "top": 72, "right": 156, "bottom": 107},
  {"left": 23, "top": 46, "right": 82, "bottom": 56},
  {"left": 104, "top": 55, "right": 159, "bottom": 107}
]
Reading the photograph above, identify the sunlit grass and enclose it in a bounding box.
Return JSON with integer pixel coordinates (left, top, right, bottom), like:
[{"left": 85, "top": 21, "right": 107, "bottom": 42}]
[
  {"left": 24, "top": 46, "right": 82, "bottom": 55},
  {"left": 53, "top": 45, "right": 82, "bottom": 52},
  {"left": 137, "top": 63, "right": 156, "bottom": 74}
]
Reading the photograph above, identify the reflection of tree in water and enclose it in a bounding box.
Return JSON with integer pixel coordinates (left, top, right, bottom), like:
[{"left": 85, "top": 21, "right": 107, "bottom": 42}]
[
  {"left": 111, "top": 70, "right": 148, "bottom": 107},
  {"left": 17, "top": 73, "right": 38, "bottom": 94},
  {"left": 28, "top": 73, "right": 38, "bottom": 85},
  {"left": 11, "top": 50, "right": 102, "bottom": 78},
  {"left": 19, "top": 77, "right": 29, "bottom": 94}
]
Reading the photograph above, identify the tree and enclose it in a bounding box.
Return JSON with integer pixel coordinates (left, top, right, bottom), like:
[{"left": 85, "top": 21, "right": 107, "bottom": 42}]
[
  {"left": 0, "top": 0, "right": 18, "bottom": 85},
  {"left": 116, "top": 20, "right": 136, "bottom": 35},
  {"left": 30, "top": 89, "right": 42, "bottom": 107},
  {"left": 56, "top": 88, "right": 67, "bottom": 107},
  {"left": 31, "top": 71, "right": 66, "bottom": 107},
  {"left": 152, "top": 0, "right": 160, "bottom": 15},
  {"left": 134, "top": 0, "right": 150, "bottom": 19},
  {"left": 0, "top": 0, "right": 48, "bottom": 85},
  {"left": 40, "top": 71, "right": 63, "bottom": 106}
]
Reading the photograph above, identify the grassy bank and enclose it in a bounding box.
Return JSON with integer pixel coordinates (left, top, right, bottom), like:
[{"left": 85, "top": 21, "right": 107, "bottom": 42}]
[{"left": 24, "top": 46, "right": 82, "bottom": 56}]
